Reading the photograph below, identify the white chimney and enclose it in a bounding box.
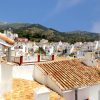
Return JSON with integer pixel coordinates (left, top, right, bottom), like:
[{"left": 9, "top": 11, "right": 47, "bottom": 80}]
[
  {"left": 34, "top": 87, "right": 50, "bottom": 100},
  {"left": 0, "top": 62, "right": 13, "bottom": 96}
]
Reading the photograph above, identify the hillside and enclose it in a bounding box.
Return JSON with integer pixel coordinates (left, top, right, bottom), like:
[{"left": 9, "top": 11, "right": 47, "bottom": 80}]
[
  {"left": 0, "top": 23, "right": 99, "bottom": 43},
  {"left": 0, "top": 22, "right": 31, "bottom": 29}
]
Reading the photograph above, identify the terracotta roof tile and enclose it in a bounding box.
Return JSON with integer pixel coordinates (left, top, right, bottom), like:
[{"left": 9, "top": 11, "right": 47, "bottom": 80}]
[{"left": 36, "top": 59, "right": 100, "bottom": 91}]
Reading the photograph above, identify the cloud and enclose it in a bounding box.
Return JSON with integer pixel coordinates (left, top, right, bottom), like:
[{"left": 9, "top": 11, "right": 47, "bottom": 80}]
[
  {"left": 91, "top": 22, "right": 100, "bottom": 33},
  {"left": 43, "top": 0, "right": 84, "bottom": 22},
  {"left": 54, "top": 0, "right": 82, "bottom": 14}
]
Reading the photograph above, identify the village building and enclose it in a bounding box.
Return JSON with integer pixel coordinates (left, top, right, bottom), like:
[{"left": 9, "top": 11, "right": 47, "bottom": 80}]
[{"left": 34, "top": 59, "right": 100, "bottom": 100}]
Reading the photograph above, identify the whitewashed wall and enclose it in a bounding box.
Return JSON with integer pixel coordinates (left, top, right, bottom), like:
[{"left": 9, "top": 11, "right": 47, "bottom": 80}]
[
  {"left": 34, "top": 87, "right": 50, "bottom": 100},
  {"left": 63, "top": 90, "right": 75, "bottom": 100},
  {"left": 34, "top": 66, "right": 64, "bottom": 95},
  {"left": 78, "top": 84, "right": 100, "bottom": 100},
  {"left": 0, "top": 62, "right": 13, "bottom": 96},
  {"left": 63, "top": 84, "right": 100, "bottom": 100},
  {"left": 23, "top": 56, "right": 37, "bottom": 62},
  {"left": 13, "top": 64, "right": 34, "bottom": 80},
  {"left": 46, "top": 76, "right": 62, "bottom": 95},
  {"left": 34, "top": 66, "right": 46, "bottom": 84},
  {"left": 83, "top": 59, "right": 98, "bottom": 67}
]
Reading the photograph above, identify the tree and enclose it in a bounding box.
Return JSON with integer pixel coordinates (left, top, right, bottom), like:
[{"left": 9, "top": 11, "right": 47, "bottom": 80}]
[{"left": 35, "top": 47, "right": 46, "bottom": 54}]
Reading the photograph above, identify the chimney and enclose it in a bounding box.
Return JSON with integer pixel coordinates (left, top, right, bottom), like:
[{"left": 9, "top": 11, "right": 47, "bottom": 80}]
[{"left": 34, "top": 87, "right": 50, "bottom": 100}]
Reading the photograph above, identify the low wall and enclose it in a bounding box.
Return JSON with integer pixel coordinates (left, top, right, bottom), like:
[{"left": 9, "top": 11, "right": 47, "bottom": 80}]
[{"left": 13, "top": 64, "right": 34, "bottom": 80}]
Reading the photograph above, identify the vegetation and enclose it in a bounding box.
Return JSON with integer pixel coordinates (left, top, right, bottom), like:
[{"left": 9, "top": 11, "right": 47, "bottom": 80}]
[
  {"left": 69, "top": 53, "right": 75, "bottom": 57},
  {"left": 0, "top": 23, "right": 100, "bottom": 43},
  {"left": 35, "top": 47, "right": 46, "bottom": 54}
]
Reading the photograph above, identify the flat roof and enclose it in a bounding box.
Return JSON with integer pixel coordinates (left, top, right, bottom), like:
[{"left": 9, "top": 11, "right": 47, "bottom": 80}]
[{"left": 4, "top": 78, "right": 64, "bottom": 100}]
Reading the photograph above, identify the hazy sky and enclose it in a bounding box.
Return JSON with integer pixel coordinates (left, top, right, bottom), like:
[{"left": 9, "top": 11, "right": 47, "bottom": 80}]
[{"left": 0, "top": 0, "right": 100, "bottom": 32}]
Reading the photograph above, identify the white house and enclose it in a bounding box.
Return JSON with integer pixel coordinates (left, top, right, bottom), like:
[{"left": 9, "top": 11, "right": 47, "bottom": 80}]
[
  {"left": 0, "top": 32, "right": 15, "bottom": 96},
  {"left": 81, "top": 50, "right": 100, "bottom": 67},
  {"left": 34, "top": 59, "right": 100, "bottom": 100}
]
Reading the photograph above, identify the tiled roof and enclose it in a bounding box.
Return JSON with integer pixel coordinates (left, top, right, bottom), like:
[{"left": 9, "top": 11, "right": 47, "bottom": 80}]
[
  {"left": 4, "top": 79, "right": 63, "bottom": 100},
  {"left": 36, "top": 59, "right": 100, "bottom": 91}
]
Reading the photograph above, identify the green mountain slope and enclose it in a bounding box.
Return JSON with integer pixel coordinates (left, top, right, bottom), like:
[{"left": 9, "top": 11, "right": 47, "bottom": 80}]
[{"left": 0, "top": 23, "right": 99, "bottom": 43}]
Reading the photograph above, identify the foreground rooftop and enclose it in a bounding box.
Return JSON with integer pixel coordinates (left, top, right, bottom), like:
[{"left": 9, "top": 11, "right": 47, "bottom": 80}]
[{"left": 3, "top": 79, "right": 64, "bottom": 100}]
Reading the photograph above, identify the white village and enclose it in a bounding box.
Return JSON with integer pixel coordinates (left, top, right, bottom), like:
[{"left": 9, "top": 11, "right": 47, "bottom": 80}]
[{"left": 0, "top": 29, "right": 100, "bottom": 100}]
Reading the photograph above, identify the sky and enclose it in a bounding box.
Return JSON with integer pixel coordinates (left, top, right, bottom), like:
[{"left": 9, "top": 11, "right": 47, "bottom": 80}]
[{"left": 0, "top": 0, "right": 100, "bottom": 32}]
